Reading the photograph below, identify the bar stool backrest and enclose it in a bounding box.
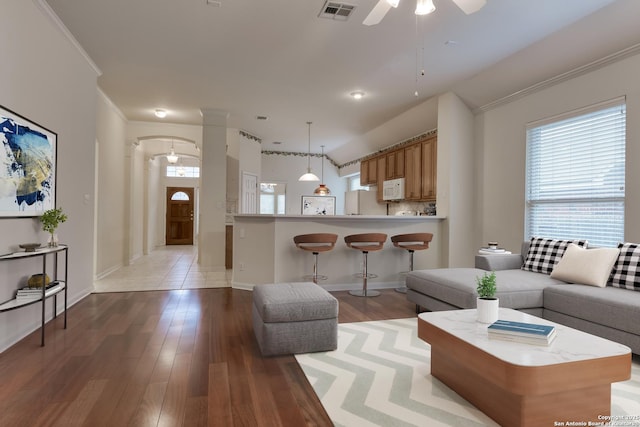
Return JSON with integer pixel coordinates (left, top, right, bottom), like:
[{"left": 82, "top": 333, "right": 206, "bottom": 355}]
[
  {"left": 344, "top": 233, "right": 387, "bottom": 252},
  {"left": 391, "top": 233, "right": 433, "bottom": 252},
  {"left": 294, "top": 233, "right": 338, "bottom": 253}
]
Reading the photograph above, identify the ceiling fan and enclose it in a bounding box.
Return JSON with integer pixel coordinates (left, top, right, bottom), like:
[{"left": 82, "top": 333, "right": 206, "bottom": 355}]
[{"left": 363, "top": 0, "right": 486, "bottom": 26}]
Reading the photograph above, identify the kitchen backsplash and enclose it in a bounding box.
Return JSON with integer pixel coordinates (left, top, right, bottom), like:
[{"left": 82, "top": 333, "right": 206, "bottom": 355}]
[{"left": 387, "top": 201, "right": 436, "bottom": 216}]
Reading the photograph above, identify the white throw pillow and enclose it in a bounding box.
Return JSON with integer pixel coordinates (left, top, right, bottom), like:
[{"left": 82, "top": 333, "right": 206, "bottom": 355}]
[{"left": 550, "top": 243, "right": 619, "bottom": 287}]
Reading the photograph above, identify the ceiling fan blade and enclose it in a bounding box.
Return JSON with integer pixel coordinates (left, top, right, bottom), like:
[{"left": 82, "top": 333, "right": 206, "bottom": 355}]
[
  {"left": 450, "top": 0, "right": 486, "bottom": 15},
  {"left": 363, "top": 0, "right": 393, "bottom": 26}
]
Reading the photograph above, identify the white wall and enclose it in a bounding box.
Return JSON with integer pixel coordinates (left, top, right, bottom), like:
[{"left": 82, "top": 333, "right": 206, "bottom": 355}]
[
  {"left": 261, "top": 153, "right": 348, "bottom": 215},
  {"left": 437, "top": 92, "right": 476, "bottom": 267},
  {"left": 0, "top": 0, "right": 98, "bottom": 351},
  {"left": 95, "top": 92, "right": 128, "bottom": 278},
  {"left": 146, "top": 158, "right": 161, "bottom": 252},
  {"left": 130, "top": 144, "right": 145, "bottom": 261},
  {"left": 476, "top": 50, "right": 640, "bottom": 253}
]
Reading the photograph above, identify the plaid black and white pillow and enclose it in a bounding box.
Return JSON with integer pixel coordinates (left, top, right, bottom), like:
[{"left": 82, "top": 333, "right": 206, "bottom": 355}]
[
  {"left": 610, "top": 242, "right": 640, "bottom": 291},
  {"left": 522, "top": 237, "right": 588, "bottom": 275}
]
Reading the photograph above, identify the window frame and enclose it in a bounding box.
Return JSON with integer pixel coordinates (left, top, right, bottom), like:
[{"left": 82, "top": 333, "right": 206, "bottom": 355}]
[{"left": 524, "top": 98, "right": 626, "bottom": 247}]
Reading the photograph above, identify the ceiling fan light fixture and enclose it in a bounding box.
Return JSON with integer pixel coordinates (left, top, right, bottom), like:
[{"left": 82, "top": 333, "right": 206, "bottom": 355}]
[
  {"left": 350, "top": 91, "right": 365, "bottom": 100},
  {"left": 415, "top": 0, "right": 435, "bottom": 15},
  {"left": 155, "top": 109, "right": 167, "bottom": 118}
]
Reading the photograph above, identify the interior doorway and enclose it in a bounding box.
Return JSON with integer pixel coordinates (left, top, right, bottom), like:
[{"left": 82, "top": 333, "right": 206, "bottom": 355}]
[
  {"left": 241, "top": 172, "right": 258, "bottom": 214},
  {"left": 166, "top": 187, "right": 194, "bottom": 245}
]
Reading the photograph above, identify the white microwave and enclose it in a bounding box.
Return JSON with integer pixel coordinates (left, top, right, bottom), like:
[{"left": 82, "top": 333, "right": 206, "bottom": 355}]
[{"left": 383, "top": 178, "right": 405, "bottom": 201}]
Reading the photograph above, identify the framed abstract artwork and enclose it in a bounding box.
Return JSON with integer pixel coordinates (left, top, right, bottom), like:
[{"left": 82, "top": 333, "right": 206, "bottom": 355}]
[
  {"left": 302, "top": 196, "right": 335, "bottom": 216},
  {"left": 0, "top": 106, "right": 57, "bottom": 217}
]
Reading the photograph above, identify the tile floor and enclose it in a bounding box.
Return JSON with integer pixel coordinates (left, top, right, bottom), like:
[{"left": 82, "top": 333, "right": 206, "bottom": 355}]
[{"left": 93, "top": 245, "right": 231, "bottom": 292}]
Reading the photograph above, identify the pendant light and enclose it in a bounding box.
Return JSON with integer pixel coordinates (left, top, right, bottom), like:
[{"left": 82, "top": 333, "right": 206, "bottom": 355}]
[
  {"left": 415, "top": 0, "right": 435, "bottom": 15},
  {"left": 166, "top": 139, "right": 179, "bottom": 164},
  {"left": 314, "top": 145, "right": 331, "bottom": 195},
  {"left": 298, "top": 121, "right": 319, "bottom": 182}
]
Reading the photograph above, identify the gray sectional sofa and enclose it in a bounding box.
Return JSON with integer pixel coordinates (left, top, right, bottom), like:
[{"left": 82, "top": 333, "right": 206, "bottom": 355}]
[{"left": 406, "top": 240, "right": 640, "bottom": 354}]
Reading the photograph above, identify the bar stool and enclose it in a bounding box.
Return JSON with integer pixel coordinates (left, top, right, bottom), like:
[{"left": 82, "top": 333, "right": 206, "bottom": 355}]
[
  {"left": 293, "top": 233, "right": 338, "bottom": 284},
  {"left": 344, "top": 233, "right": 387, "bottom": 297},
  {"left": 391, "top": 233, "right": 433, "bottom": 293}
]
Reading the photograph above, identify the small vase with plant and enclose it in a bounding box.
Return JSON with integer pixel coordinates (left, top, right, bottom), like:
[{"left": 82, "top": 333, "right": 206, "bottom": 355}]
[
  {"left": 40, "top": 207, "right": 68, "bottom": 247},
  {"left": 476, "top": 271, "right": 499, "bottom": 323}
]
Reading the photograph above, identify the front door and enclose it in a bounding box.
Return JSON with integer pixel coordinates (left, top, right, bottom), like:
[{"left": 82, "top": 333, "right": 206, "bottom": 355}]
[{"left": 166, "top": 187, "right": 194, "bottom": 245}]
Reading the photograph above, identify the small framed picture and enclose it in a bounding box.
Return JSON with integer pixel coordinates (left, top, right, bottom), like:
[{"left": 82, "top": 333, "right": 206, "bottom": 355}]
[{"left": 302, "top": 196, "right": 336, "bottom": 216}]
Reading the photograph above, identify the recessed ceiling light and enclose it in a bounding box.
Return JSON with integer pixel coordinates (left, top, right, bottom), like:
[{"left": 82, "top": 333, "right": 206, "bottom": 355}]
[
  {"left": 350, "top": 91, "right": 365, "bottom": 100},
  {"left": 155, "top": 109, "right": 167, "bottom": 118},
  {"left": 256, "top": 115, "right": 269, "bottom": 120}
]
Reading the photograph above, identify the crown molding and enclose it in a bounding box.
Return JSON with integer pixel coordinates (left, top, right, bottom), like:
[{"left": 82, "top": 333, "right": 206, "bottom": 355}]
[
  {"left": 33, "top": 0, "right": 102, "bottom": 77},
  {"left": 475, "top": 42, "right": 640, "bottom": 114},
  {"left": 97, "top": 88, "right": 127, "bottom": 121}
]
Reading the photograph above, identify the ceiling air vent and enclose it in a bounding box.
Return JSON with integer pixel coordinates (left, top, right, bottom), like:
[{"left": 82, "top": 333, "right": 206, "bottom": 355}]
[{"left": 319, "top": 2, "right": 356, "bottom": 21}]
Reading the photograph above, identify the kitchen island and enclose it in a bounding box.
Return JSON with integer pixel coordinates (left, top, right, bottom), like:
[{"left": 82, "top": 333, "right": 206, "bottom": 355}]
[{"left": 232, "top": 214, "right": 444, "bottom": 291}]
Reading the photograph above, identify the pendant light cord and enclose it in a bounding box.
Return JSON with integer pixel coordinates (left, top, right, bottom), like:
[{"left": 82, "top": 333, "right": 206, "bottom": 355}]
[
  {"left": 307, "top": 121, "right": 312, "bottom": 169},
  {"left": 321, "top": 145, "right": 325, "bottom": 182}
]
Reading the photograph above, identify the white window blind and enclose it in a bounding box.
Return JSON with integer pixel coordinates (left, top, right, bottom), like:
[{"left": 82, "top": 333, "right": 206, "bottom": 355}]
[{"left": 525, "top": 99, "right": 626, "bottom": 247}]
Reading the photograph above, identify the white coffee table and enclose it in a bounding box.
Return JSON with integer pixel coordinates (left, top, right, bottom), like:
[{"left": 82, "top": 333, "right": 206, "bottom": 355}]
[{"left": 418, "top": 308, "right": 631, "bottom": 427}]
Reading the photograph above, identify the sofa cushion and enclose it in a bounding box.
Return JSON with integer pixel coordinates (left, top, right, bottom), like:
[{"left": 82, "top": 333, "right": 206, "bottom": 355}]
[
  {"left": 521, "top": 237, "right": 588, "bottom": 275},
  {"left": 550, "top": 243, "right": 619, "bottom": 287},
  {"left": 406, "top": 268, "right": 563, "bottom": 310},
  {"left": 544, "top": 284, "right": 640, "bottom": 336},
  {"left": 610, "top": 242, "right": 640, "bottom": 291}
]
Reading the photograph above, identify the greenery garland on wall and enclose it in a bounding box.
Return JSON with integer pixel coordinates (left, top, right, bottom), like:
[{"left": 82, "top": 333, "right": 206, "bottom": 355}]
[
  {"left": 262, "top": 150, "right": 340, "bottom": 169},
  {"left": 261, "top": 128, "right": 437, "bottom": 173},
  {"left": 239, "top": 130, "right": 261, "bottom": 142}
]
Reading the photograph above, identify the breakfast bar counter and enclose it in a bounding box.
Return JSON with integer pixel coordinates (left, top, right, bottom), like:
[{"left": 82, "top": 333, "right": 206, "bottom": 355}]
[{"left": 231, "top": 214, "right": 444, "bottom": 291}]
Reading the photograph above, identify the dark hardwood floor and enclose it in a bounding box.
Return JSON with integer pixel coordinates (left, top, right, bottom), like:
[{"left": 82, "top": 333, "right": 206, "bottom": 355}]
[{"left": 0, "top": 288, "right": 415, "bottom": 426}]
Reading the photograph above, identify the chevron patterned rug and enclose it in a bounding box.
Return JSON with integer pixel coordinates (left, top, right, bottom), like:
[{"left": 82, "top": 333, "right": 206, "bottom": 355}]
[{"left": 295, "top": 318, "right": 640, "bottom": 427}]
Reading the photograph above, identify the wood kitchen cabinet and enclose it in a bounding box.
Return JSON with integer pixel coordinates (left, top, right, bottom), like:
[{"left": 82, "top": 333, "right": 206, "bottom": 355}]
[
  {"left": 376, "top": 155, "right": 387, "bottom": 202},
  {"left": 360, "top": 157, "right": 378, "bottom": 186},
  {"left": 404, "top": 143, "right": 422, "bottom": 200},
  {"left": 421, "top": 136, "right": 437, "bottom": 201},
  {"left": 386, "top": 149, "right": 405, "bottom": 179},
  {"left": 359, "top": 133, "right": 437, "bottom": 201}
]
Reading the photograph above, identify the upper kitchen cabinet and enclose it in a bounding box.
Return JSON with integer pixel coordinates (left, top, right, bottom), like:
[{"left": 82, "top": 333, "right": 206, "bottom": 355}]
[
  {"left": 358, "top": 132, "right": 437, "bottom": 202},
  {"left": 376, "top": 155, "right": 387, "bottom": 202},
  {"left": 404, "top": 143, "right": 422, "bottom": 200},
  {"left": 360, "top": 157, "right": 378, "bottom": 186},
  {"left": 421, "top": 136, "right": 437, "bottom": 201},
  {"left": 385, "top": 149, "right": 405, "bottom": 180}
]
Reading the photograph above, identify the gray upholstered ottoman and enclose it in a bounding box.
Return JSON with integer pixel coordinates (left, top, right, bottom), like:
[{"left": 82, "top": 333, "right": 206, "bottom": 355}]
[{"left": 252, "top": 282, "right": 338, "bottom": 356}]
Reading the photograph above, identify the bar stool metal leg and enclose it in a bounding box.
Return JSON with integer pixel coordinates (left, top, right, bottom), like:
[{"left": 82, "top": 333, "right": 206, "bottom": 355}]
[
  {"left": 395, "top": 249, "right": 415, "bottom": 293},
  {"left": 349, "top": 251, "right": 380, "bottom": 297}
]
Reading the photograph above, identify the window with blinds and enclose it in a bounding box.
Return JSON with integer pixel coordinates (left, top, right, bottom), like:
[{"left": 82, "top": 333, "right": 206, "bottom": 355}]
[{"left": 525, "top": 98, "right": 626, "bottom": 247}]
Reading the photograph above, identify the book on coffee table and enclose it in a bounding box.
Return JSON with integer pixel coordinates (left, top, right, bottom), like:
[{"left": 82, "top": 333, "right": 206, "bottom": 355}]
[
  {"left": 489, "top": 329, "right": 557, "bottom": 345},
  {"left": 488, "top": 319, "right": 556, "bottom": 345}
]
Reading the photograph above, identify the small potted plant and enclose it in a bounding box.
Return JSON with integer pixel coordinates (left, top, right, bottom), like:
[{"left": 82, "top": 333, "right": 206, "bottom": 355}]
[
  {"left": 40, "top": 207, "right": 68, "bottom": 247},
  {"left": 476, "top": 271, "right": 499, "bottom": 323}
]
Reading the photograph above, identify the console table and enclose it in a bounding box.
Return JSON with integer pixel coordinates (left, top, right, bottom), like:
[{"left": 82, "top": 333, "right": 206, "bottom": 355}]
[
  {"left": 418, "top": 308, "right": 631, "bottom": 427},
  {"left": 0, "top": 245, "right": 68, "bottom": 346}
]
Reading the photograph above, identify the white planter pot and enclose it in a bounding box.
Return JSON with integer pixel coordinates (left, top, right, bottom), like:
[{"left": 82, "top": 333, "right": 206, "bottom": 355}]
[{"left": 476, "top": 297, "right": 499, "bottom": 324}]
